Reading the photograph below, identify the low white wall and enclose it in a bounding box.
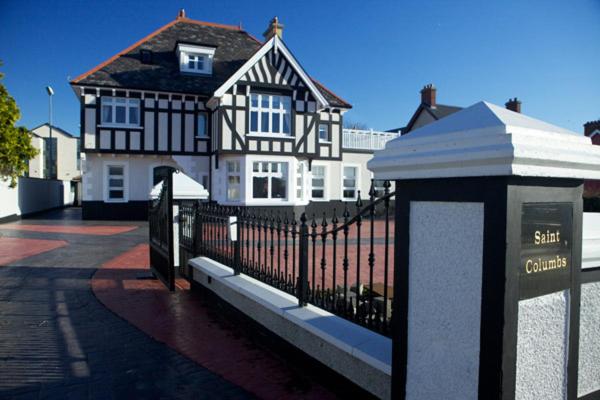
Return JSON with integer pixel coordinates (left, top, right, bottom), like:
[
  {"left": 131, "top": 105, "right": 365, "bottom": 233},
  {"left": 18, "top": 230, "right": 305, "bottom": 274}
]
[
  {"left": 583, "top": 212, "right": 600, "bottom": 269},
  {"left": 0, "top": 177, "right": 73, "bottom": 220}
]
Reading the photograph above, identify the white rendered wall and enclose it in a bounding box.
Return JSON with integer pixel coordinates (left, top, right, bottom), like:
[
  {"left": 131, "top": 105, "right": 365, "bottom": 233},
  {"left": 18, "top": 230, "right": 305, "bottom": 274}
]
[
  {"left": 406, "top": 201, "right": 484, "bottom": 400},
  {"left": 579, "top": 282, "right": 600, "bottom": 397},
  {"left": 582, "top": 213, "right": 600, "bottom": 269},
  {"left": 0, "top": 177, "right": 72, "bottom": 219},
  {"left": 516, "top": 290, "right": 569, "bottom": 400}
]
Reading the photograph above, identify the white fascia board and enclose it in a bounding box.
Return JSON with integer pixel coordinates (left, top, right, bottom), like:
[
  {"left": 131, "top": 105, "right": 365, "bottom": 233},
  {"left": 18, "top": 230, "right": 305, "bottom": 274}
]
[{"left": 211, "top": 36, "right": 329, "bottom": 108}]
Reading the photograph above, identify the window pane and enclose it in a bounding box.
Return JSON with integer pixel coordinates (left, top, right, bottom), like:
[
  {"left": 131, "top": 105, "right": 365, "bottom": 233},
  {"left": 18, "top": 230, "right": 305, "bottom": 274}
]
[
  {"left": 253, "top": 177, "right": 268, "bottom": 198},
  {"left": 272, "top": 96, "right": 280, "bottom": 108},
  {"left": 271, "top": 177, "right": 286, "bottom": 199},
  {"left": 197, "top": 114, "right": 206, "bottom": 136},
  {"left": 250, "top": 111, "right": 258, "bottom": 132},
  {"left": 108, "top": 166, "right": 123, "bottom": 176},
  {"left": 253, "top": 162, "right": 260, "bottom": 172},
  {"left": 227, "top": 161, "right": 239, "bottom": 173},
  {"left": 261, "top": 95, "right": 269, "bottom": 108},
  {"left": 115, "top": 106, "right": 126, "bottom": 123},
  {"left": 282, "top": 113, "right": 290, "bottom": 134},
  {"left": 343, "top": 167, "right": 356, "bottom": 177},
  {"left": 129, "top": 106, "right": 139, "bottom": 125},
  {"left": 261, "top": 112, "right": 269, "bottom": 132},
  {"left": 197, "top": 56, "right": 205, "bottom": 70},
  {"left": 109, "top": 190, "right": 124, "bottom": 199},
  {"left": 115, "top": 98, "right": 126, "bottom": 104},
  {"left": 228, "top": 176, "right": 240, "bottom": 184},
  {"left": 312, "top": 189, "right": 324, "bottom": 198},
  {"left": 271, "top": 162, "right": 278, "bottom": 173},
  {"left": 261, "top": 163, "right": 268, "bottom": 172},
  {"left": 101, "top": 105, "right": 112, "bottom": 123},
  {"left": 282, "top": 97, "right": 291, "bottom": 110},
  {"left": 343, "top": 190, "right": 355, "bottom": 198},
  {"left": 319, "top": 124, "right": 329, "bottom": 140},
  {"left": 313, "top": 178, "right": 324, "bottom": 187},
  {"left": 272, "top": 113, "right": 280, "bottom": 133},
  {"left": 344, "top": 179, "right": 356, "bottom": 188},
  {"left": 227, "top": 187, "right": 240, "bottom": 201},
  {"left": 188, "top": 55, "right": 196, "bottom": 69},
  {"left": 251, "top": 94, "right": 258, "bottom": 108},
  {"left": 109, "top": 178, "right": 123, "bottom": 187},
  {"left": 313, "top": 166, "right": 325, "bottom": 176}
]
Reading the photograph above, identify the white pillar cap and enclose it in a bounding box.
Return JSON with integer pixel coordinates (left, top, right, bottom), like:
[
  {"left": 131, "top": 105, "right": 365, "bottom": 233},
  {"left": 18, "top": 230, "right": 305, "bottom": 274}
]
[{"left": 368, "top": 101, "right": 600, "bottom": 180}]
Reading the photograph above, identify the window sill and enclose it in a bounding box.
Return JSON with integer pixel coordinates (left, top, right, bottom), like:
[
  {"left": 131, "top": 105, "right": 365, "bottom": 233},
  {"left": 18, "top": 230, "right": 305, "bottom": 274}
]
[
  {"left": 99, "top": 124, "right": 142, "bottom": 130},
  {"left": 246, "top": 133, "right": 294, "bottom": 139},
  {"left": 195, "top": 136, "right": 210, "bottom": 140},
  {"left": 105, "top": 199, "right": 128, "bottom": 203},
  {"left": 319, "top": 140, "right": 332, "bottom": 144}
]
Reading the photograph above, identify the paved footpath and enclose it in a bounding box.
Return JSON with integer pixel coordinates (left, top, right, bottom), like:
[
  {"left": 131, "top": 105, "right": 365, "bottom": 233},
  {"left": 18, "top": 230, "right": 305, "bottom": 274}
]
[{"left": 0, "top": 208, "right": 336, "bottom": 400}]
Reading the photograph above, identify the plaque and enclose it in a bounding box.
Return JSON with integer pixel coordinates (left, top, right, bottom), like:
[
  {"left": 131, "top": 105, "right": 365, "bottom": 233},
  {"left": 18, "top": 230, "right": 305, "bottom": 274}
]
[{"left": 519, "top": 203, "right": 572, "bottom": 299}]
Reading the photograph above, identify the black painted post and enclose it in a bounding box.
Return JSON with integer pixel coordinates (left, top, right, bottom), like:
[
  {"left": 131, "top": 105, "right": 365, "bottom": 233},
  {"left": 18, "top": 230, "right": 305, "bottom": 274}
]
[
  {"left": 194, "top": 202, "right": 203, "bottom": 256},
  {"left": 297, "top": 213, "right": 309, "bottom": 306},
  {"left": 233, "top": 208, "right": 241, "bottom": 276},
  {"left": 166, "top": 169, "right": 175, "bottom": 291}
]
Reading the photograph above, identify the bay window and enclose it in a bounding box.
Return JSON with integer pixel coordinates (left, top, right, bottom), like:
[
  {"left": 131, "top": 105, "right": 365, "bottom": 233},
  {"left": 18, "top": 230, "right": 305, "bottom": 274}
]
[
  {"left": 101, "top": 97, "right": 140, "bottom": 126},
  {"left": 250, "top": 94, "right": 291, "bottom": 135},
  {"left": 342, "top": 166, "right": 358, "bottom": 200},
  {"left": 252, "top": 161, "right": 288, "bottom": 200},
  {"left": 311, "top": 165, "right": 326, "bottom": 199},
  {"left": 226, "top": 161, "right": 240, "bottom": 201}
]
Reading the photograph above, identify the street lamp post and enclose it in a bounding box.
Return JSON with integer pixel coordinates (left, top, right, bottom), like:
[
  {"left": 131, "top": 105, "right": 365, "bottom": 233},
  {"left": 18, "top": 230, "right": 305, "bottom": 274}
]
[{"left": 46, "top": 86, "right": 54, "bottom": 179}]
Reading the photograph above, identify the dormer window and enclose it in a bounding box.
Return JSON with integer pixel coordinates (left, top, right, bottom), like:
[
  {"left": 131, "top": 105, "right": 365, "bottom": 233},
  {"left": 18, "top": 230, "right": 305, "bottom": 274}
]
[{"left": 177, "top": 43, "right": 215, "bottom": 75}]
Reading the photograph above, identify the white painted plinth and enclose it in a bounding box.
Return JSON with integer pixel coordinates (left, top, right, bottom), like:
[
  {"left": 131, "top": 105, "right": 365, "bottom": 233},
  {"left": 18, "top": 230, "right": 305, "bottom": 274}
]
[{"left": 578, "top": 282, "right": 600, "bottom": 397}]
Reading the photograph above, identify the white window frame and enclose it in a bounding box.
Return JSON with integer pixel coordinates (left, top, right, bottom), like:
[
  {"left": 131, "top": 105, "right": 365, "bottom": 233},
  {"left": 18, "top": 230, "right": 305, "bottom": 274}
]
[
  {"left": 248, "top": 93, "right": 292, "bottom": 136},
  {"left": 296, "top": 161, "right": 307, "bottom": 201},
  {"left": 177, "top": 44, "right": 215, "bottom": 75},
  {"left": 251, "top": 161, "right": 289, "bottom": 201},
  {"left": 226, "top": 161, "right": 241, "bottom": 201},
  {"left": 311, "top": 164, "right": 328, "bottom": 201},
  {"left": 341, "top": 164, "right": 359, "bottom": 201},
  {"left": 103, "top": 161, "right": 128, "bottom": 203},
  {"left": 100, "top": 97, "right": 140, "bottom": 128},
  {"left": 318, "top": 123, "right": 331, "bottom": 143},
  {"left": 196, "top": 113, "right": 208, "bottom": 138}
]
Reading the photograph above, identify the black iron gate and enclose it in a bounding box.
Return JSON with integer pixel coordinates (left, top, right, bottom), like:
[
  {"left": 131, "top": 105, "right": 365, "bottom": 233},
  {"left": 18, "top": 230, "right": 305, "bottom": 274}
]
[{"left": 148, "top": 166, "right": 175, "bottom": 291}]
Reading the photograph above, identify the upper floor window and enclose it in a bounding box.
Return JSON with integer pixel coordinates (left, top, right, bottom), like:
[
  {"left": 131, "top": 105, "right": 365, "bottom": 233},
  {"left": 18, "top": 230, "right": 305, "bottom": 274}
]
[
  {"left": 197, "top": 113, "right": 208, "bottom": 138},
  {"left": 177, "top": 44, "right": 215, "bottom": 75},
  {"left": 101, "top": 97, "right": 140, "bottom": 127},
  {"left": 249, "top": 94, "right": 291, "bottom": 135},
  {"left": 318, "top": 124, "right": 330, "bottom": 142}
]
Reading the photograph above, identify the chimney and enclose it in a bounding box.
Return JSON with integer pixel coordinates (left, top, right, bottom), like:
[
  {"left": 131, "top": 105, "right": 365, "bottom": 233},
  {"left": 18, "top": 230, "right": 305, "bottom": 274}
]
[
  {"left": 505, "top": 97, "right": 522, "bottom": 113},
  {"left": 584, "top": 120, "right": 600, "bottom": 138},
  {"left": 177, "top": 9, "right": 186, "bottom": 19},
  {"left": 263, "top": 17, "right": 284, "bottom": 40},
  {"left": 420, "top": 84, "right": 436, "bottom": 108}
]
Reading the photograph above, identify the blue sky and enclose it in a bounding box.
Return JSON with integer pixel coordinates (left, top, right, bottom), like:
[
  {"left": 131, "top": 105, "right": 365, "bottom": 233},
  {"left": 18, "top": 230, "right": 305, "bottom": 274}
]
[{"left": 1, "top": 0, "right": 599, "bottom": 136}]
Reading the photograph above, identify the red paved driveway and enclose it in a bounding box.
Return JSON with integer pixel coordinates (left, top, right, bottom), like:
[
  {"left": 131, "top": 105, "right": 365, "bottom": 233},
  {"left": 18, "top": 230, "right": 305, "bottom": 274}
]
[{"left": 0, "top": 237, "right": 68, "bottom": 265}]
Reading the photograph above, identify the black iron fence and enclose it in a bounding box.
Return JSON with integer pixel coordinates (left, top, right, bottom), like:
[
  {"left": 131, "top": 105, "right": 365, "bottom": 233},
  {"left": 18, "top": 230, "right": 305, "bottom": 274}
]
[{"left": 179, "top": 180, "right": 395, "bottom": 337}]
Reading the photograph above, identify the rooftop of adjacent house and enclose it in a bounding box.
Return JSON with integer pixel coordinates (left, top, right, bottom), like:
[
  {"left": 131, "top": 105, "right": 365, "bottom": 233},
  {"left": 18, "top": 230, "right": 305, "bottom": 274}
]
[
  {"left": 31, "top": 123, "right": 77, "bottom": 139},
  {"left": 70, "top": 11, "right": 350, "bottom": 108}
]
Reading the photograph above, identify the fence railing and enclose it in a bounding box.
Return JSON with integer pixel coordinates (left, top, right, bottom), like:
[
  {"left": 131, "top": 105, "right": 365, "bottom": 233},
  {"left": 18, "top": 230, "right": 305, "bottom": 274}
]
[
  {"left": 342, "top": 128, "right": 400, "bottom": 151},
  {"left": 179, "top": 180, "right": 395, "bottom": 337},
  {"left": 149, "top": 167, "right": 175, "bottom": 291}
]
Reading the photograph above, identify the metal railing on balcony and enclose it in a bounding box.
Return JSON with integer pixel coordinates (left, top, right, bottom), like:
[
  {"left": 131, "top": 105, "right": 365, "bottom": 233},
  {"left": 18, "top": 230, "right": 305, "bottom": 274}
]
[
  {"left": 342, "top": 128, "right": 400, "bottom": 151},
  {"left": 179, "top": 181, "right": 395, "bottom": 337}
]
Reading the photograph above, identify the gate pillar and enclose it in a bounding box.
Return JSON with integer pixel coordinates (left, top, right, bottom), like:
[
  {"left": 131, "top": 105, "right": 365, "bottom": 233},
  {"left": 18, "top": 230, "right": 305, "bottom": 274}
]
[{"left": 368, "top": 102, "right": 600, "bottom": 399}]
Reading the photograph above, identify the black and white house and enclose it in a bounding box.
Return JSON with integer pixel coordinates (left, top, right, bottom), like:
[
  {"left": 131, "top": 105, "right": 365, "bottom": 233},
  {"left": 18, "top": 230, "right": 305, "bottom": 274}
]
[{"left": 71, "top": 10, "right": 396, "bottom": 219}]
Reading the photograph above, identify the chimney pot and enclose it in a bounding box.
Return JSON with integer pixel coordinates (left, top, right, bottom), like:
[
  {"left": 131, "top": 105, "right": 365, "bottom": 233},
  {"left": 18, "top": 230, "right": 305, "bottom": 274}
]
[
  {"left": 263, "top": 17, "right": 284, "bottom": 40},
  {"left": 505, "top": 97, "right": 522, "bottom": 113},
  {"left": 177, "top": 9, "right": 186, "bottom": 19},
  {"left": 584, "top": 120, "right": 600, "bottom": 137},
  {"left": 420, "top": 84, "right": 437, "bottom": 108}
]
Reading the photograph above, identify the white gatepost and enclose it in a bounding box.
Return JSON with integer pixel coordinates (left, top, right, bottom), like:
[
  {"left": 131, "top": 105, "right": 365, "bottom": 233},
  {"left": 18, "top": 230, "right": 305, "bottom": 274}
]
[{"left": 368, "top": 101, "right": 600, "bottom": 400}]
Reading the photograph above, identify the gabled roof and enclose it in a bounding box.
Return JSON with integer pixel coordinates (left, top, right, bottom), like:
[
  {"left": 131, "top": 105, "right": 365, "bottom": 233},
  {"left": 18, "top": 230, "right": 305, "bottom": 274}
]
[
  {"left": 404, "top": 103, "right": 463, "bottom": 133},
  {"left": 70, "top": 15, "right": 350, "bottom": 108},
  {"left": 31, "top": 123, "right": 76, "bottom": 138}
]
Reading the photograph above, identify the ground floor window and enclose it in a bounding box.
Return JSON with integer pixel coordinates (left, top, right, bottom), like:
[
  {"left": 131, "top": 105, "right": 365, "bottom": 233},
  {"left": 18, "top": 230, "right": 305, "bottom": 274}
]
[
  {"left": 252, "top": 161, "right": 288, "bottom": 200},
  {"left": 342, "top": 166, "right": 358, "bottom": 200},
  {"left": 226, "top": 161, "right": 240, "bottom": 201},
  {"left": 296, "top": 162, "right": 305, "bottom": 200},
  {"left": 106, "top": 164, "right": 126, "bottom": 202},
  {"left": 311, "top": 165, "right": 326, "bottom": 199}
]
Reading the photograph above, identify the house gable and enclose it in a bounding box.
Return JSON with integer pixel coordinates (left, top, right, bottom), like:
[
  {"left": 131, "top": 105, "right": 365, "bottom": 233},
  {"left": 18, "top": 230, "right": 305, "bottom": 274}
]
[{"left": 211, "top": 36, "right": 329, "bottom": 108}]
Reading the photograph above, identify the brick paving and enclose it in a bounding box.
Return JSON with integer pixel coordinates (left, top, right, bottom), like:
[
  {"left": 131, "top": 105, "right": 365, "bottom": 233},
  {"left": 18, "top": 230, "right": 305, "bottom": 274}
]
[
  {"left": 0, "top": 237, "right": 68, "bottom": 265},
  {"left": 0, "top": 208, "right": 339, "bottom": 400}
]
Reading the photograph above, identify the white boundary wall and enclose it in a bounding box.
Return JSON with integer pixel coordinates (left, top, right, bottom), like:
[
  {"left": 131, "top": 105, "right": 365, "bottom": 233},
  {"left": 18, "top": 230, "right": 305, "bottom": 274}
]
[{"left": 0, "top": 177, "right": 73, "bottom": 220}]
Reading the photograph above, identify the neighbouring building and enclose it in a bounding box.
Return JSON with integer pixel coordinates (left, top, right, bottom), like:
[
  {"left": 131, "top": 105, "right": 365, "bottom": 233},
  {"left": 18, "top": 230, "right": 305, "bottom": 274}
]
[
  {"left": 28, "top": 123, "right": 81, "bottom": 181},
  {"left": 388, "top": 84, "right": 524, "bottom": 135},
  {"left": 71, "top": 10, "right": 396, "bottom": 220}
]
